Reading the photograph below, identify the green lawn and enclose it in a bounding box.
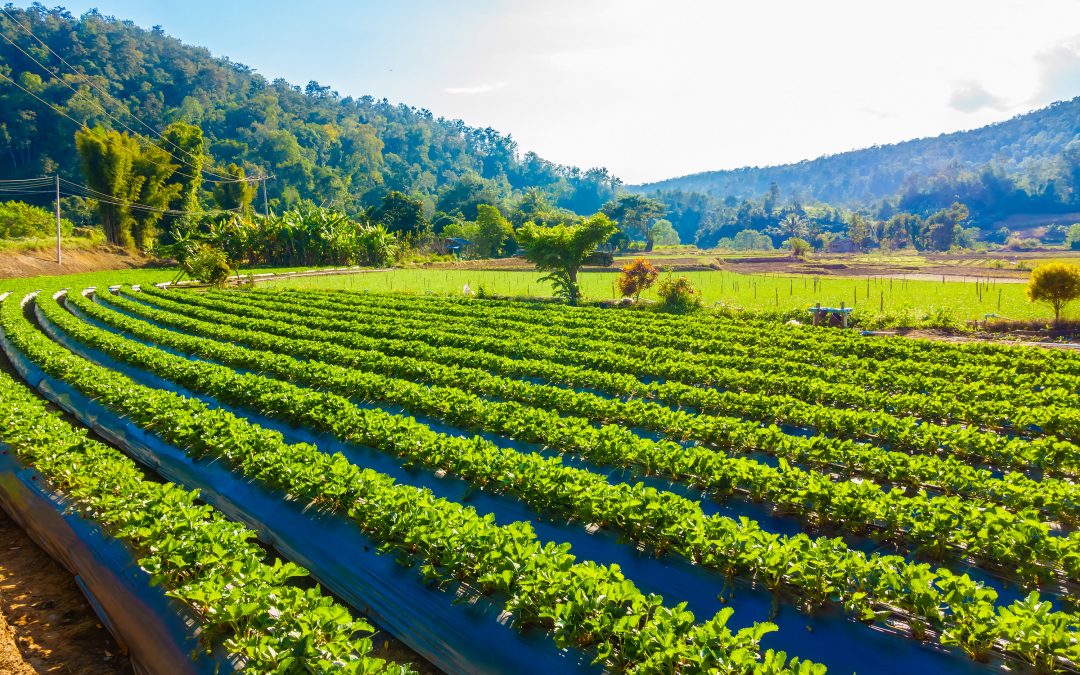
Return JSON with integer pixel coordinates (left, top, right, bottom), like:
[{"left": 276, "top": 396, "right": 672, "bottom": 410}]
[
  {"left": 0, "top": 265, "right": 347, "bottom": 294},
  {"left": 264, "top": 268, "right": 1062, "bottom": 321}
]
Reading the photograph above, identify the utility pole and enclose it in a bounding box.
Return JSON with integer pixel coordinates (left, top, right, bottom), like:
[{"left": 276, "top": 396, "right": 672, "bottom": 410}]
[
  {"left": 261, "top": 176, "right": 269, "bottom": 221},
  {"left": 55, "top": 174, "right": 61, "bottom": 265}
]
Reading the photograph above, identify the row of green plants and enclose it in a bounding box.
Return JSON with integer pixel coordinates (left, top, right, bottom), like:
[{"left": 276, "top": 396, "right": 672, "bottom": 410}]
[
  {"left": 82, "top": 290, "right": 1080, "bottom": 585},
  {"left": 0, "top": 289, "right": 813, "bottom": 674},
  {"left": 187, "top": 288, "right": 1080, "bottom": 440},
  {"left": 97, "top": 288, "right": 1080, "bottom": 526},
  {"left": 39, "top": 288, "right": 1080, "bottom": 671},
  {"left": 200, "top": 291, "right": 1071, "bottom": 436},
  {"left": 138, "top": 287, "right": 1080, "bottom": 474},
  {"left": 316, "top": 288, "right": 1080, "bottom": 378},
  {"left": 272, "top": 288, "right": 1079, "bottom": 405},
  {"left": 0, "top": 328, "right": 407, "bottom": 674}
]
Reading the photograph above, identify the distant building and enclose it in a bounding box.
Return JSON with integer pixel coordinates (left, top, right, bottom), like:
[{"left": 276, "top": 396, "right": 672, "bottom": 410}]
[
  {"left": 827, "top": 238, "right": 858, "bottom": 253},
  {"left": 443, "top": 237, "right": 471, "bottom": 257}
]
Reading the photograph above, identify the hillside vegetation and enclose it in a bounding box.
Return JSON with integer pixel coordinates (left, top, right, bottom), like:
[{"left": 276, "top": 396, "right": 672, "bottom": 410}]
[{"left": 0, "top": 6, "right": 620, "bottom": 218}]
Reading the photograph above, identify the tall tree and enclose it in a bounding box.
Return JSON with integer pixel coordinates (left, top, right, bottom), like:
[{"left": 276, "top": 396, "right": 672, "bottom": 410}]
[
  {"left": 473, "top": 204, "right": 515, "bottom": 257},
  {"left": 158, "top": 121, "right": 204, "bottom": 214},
  {"left": 76, "top": 125, "right": 180, "bottom": 249},
  {"left": 212, "top": 163, "right": 258, "bottom": 217},
  {"left": 130, "top": 141, "right": 182, "bottom": 249},
  {"left": 517, "top": 213, "right": 617, "bottom": 304},
  {"left": 601, "top": 194, "right": 667, "bottom": 251},
  {"left": 75, "top": 126, "right": 141, "bottom": 247},
  {"left": 369, "top": 190, "right": 427, "bottom": 236},
  {"left": 846, "top": 213, "right": 873, "bottom": 251}
]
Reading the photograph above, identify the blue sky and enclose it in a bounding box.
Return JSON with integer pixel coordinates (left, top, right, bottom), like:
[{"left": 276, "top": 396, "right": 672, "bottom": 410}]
[{"left": 49, "top": 1, "right": 1080, "bottom": 183}]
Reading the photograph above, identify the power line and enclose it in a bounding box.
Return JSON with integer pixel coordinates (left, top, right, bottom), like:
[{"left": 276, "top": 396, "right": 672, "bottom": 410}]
[
  {"left": 0, "top": 176, "right": 55, "bottom": 184},
  {"left": 0, "top": 173, "right": 243, "bottom": 217},
  {"left": 60, "top": 183, "right": 242, "bottom": 217},
  {"left": 0, "top": 6, "right": 236, "bottom": 181},
  {"left": 0, "top": 69, "right": 211, "bottom": 183},
  {"left": 0, "top": 12, "right": 268, "bottom": 184}
]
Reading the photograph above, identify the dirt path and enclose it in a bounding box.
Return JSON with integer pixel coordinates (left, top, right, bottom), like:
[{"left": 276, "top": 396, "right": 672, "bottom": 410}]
[
  {"left": 0, "top": 508, "right": 127, "bottom": 674},
  {"left": 0, "top": 247, "right": 150, "bottom": 280}
]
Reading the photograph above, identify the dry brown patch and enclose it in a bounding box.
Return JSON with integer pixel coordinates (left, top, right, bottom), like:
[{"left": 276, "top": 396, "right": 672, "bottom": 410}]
[
  {"left": 0, "top": 508, "right": 127, "bottom": 674},
  {"left": 0, "top": 246, "right": 151, "bottom": 280}
]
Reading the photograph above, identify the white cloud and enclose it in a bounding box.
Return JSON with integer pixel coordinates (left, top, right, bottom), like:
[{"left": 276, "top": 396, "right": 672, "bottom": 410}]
[
  {"left": 412, "top": 0, "right": 1080, "bottom": 182},
  {"left": 442, "top": 82, "right": 507, "bottom": 95},
  {"left": 948, "top": 81, "right": 1008, "bottom": 113},
  {"left": 1031, "top": 37, "right": 1080, "bottom": 104}
]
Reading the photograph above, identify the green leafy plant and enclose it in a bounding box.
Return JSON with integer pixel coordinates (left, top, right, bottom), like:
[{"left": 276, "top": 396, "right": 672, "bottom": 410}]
[{"left": 657, "top": 274, "right": 702, "bottom": 313}]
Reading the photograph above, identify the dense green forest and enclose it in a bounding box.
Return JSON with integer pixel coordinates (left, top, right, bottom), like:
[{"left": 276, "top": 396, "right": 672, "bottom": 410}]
[{"left": 0, "top": 5, "right": 620, "bottom": 221}]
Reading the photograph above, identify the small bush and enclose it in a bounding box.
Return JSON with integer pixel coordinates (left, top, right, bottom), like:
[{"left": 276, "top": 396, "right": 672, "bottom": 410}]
[
  {"left": 186, "top": 244, "right": 232, "bottom": 287},
  {"left": 0, "top": 200, "right": 74, "bottom": 238},
  {"left": 616, "top": 257, "right": 659, "bottom": 301},
  {"left": 785, "top": 237, "right": 812, "bottom": 259},
  {"left": 657, "top": 275, "right": 701, "bottom": 313},
  {"left": 921, "top": 306, "right": 961, "bottom": 330},
  {"left": 1027, "top": 262, "right": 1080, "bottom": 323}
]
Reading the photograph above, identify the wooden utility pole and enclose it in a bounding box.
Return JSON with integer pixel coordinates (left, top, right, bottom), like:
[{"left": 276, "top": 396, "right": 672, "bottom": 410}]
[{"left": 55, "top": 174, "right": 61, "bottom": 265}]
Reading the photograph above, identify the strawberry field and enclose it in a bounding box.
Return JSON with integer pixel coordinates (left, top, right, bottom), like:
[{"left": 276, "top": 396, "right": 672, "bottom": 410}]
[{"left": 1, "top": 280, "right": 1079, "bottom": 674}]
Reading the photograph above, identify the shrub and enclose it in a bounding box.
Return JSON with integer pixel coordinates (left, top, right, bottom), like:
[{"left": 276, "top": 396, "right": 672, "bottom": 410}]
[
  {"left": 785, "top": 237, "right": 812, "bottom": 259},
  {"left": 186, "top": 244, "right": 232, "bottom": 287},
  {"left": 657, "top": 275, "right": 701, "bottom": 313},
  {"left": 0, "top": 200, "right": 74, "bottom": 238},
  {"left": 1027, "top": 262, "right": 1080, "bottom": 323},
  {"left": 616, "top": 257, "right": 659, "bottom": 301}
]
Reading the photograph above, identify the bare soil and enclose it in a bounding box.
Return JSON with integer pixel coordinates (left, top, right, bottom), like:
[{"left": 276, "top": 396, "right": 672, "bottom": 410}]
[
  {"left": 0, "top": 508, "right": 127, "bottom": 674},
  {"left": 413, "top": 252, "right": 1044, "bottom": 280},
  {"left": 714, "top": 257, "right": 1030, "bottom": 280},
  {"left": 0, "top": 246, "right": 150, "bottom": 280}
]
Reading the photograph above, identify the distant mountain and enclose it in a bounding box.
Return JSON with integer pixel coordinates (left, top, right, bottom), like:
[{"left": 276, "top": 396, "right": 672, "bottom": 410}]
[{"left": 632, "top": 97, "right": 1080, "bottom": 207}]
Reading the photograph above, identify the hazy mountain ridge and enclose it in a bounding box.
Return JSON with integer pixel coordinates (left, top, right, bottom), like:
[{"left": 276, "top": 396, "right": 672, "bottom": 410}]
[{"left": 632, "top": 97, "right": 1080, "bottom": 207}]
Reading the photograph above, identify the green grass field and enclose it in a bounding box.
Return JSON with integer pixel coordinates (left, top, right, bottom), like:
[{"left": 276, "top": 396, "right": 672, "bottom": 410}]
[{"left": 265, "top": 268, "right": 1063, "bottom": 321}]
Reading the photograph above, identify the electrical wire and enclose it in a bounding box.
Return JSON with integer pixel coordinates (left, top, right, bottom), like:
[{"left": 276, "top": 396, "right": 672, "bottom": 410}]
[
  {"left": 0, "top": 176, "right": 55, "bottom": 184},
  {"left": 0, "top": 36, "right": 220, "bottom": 184},
  {"left": 57, "top": 183, "right": 231, "bottom": 216},
  {"left": 0, "top": 6, "right": 239, "bottom": 181},
  {"left": 0, "top": 69, "right": 214, "bottom": 186},
  {"left": 0, "top": 11, "right": 270, "bottom": 184},
  {"left": 0, "top": 174, "right": 244, "bottom": 217}
]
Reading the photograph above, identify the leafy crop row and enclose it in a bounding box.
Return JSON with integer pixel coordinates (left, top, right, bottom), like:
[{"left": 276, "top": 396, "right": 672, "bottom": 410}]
[
  {"left": 268, "top": 288, "right": 1080, "bottom": 378},
  {"left": 1, "top": 290, "right": 815, "bottom": 674},
  {"left": 133, "top": 287, "right": 1080, "bottom": 477},
  {"left": 94, "top": 289, "right": 1080, "bottom": 529},
  {"left": 172, "top": 288, "right": 1080, "bottom": 440},
  {"left": 45, "top": 289, "right": 1080, "bottom": 669},
  {"left": 245, "top": 289, "right": 1080, "bottom": 407},
  {"left": 0, "top": 335, "right": 406, "bottom": 674}
]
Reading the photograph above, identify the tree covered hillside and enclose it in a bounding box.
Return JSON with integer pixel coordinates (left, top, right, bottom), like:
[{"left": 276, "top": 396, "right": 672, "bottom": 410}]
[
  {"left": 634, "top": 97, "right": 1080, "bottom": 208},
  {"left": 0, "top": 5, "right": 620, "bottom": 217}
]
